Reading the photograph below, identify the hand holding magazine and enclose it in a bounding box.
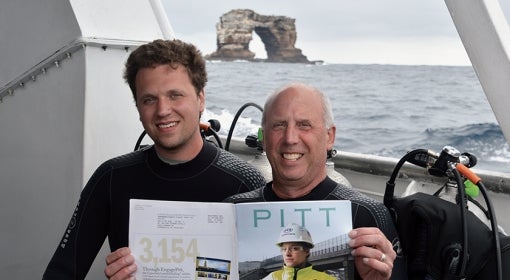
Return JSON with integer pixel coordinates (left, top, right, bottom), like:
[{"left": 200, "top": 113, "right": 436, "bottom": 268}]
[{"left": 129, "top": 199, "right": 354, "bottom": 280}]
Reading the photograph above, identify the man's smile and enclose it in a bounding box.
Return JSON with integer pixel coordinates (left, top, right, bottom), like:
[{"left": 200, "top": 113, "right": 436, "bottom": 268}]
[{"left": 282, "top": 153, "right": 303, "bottom": 160}]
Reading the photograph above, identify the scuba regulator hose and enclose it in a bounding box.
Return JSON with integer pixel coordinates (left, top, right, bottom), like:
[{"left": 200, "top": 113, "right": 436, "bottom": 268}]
[
  {"left": 224, "top": 102, "right": 263, "bottom": 151},
  {"left": 456, "top": 164, "right": 502, "bottom": 280}
]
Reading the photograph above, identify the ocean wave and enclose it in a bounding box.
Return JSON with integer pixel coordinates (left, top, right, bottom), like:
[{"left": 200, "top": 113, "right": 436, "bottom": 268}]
[
  {"left": 423, "top": 123, "right": 505, "bottom": 147},
  {"left": 204, "top": 62, "right": 509, "bottom": 172},
  {"left": 383, "top": 123, "right": 510, "bottom": 170}
]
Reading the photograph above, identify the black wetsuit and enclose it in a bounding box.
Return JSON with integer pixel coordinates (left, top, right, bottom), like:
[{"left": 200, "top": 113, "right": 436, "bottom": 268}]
[
  {"left": 43, "top": 142, "right": 266, "bottom": 279},
  {"left": 225, "top": 177, "right": 408, "bottom": 280}
]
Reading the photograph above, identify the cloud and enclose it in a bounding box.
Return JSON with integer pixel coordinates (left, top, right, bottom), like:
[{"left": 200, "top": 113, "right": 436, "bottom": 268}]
[{"left": 162, "top": 0, "right": 510, "bottom": 66}]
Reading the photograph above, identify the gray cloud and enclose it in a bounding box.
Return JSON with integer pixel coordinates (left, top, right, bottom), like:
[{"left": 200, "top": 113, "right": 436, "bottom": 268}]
[{"left": 162, "top": 0, "right": 510, "bottom": 65}]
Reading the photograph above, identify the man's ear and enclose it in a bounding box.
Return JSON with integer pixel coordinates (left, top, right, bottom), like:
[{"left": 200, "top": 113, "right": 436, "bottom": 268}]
[
  {"left": 327, "top": 125, "right": 336, "bottom": 150},
  {"left": 198, "top": 89, "right": 206, "bottom": 113}
]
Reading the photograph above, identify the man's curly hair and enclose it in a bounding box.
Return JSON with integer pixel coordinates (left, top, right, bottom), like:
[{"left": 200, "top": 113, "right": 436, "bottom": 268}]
[{"left": 123, "top": 39, "right": 207, "bottom": 102}]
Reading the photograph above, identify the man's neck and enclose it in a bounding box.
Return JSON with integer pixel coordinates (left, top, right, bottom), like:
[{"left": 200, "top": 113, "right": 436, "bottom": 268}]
[
  {"left": 155, "top": 137, "right": 204, "bottom": 162},
  {"left": 156, "top": 154, "right": 187, "bottom": 165}
]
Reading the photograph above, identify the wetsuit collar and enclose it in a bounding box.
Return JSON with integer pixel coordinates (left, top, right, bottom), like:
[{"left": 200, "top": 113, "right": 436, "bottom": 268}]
[
  {"left": 147, "top": 141, "right": 217, "bottom": 179},
  {"left": 263, "top": 177, "right": 337, "bottom": 201}
]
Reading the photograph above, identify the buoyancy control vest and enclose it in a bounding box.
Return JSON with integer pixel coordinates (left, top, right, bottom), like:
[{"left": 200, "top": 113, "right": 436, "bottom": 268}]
[{"left": 384, "top": 147, "right": 510, "bottom": 280}]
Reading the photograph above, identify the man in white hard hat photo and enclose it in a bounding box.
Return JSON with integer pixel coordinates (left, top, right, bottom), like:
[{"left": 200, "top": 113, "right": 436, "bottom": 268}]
[{"left": 263, "top": 223, "right": 336, "bottom": 280}]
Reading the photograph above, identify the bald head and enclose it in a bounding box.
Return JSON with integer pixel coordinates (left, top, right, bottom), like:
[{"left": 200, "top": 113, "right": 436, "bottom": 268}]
[{"left": 262, "top": 83, "right": 335, "bottom": 130}]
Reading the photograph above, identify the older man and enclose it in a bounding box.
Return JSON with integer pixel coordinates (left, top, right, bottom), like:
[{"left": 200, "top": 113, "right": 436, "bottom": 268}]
[{"left": 225, "top": 83, "right": 406, "bottom": 280}]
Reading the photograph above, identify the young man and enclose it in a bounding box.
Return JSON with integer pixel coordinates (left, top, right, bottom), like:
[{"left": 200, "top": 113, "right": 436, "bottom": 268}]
[
  {"left": 263, "top": 223, "right": 336, "bottom": 280},
  {"left": 225, "top": 83, "right": 407, "bottom": 279},
  {"left": 42, "top": 39, "right": 266, "bottom": 279}
]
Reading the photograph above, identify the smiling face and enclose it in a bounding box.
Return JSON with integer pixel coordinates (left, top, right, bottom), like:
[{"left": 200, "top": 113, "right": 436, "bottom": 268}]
[
  {"left": 263, "top": 85, "right": 336, "bottom": 197},
  {"left": 135, "top": 64, "right": 205, "bottom": 160}
]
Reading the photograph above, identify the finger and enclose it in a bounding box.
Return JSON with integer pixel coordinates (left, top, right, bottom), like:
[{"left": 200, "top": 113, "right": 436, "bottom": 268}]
[
  {"left": 107, "top": 263, "right": 137, "bottom": 280},
  {"left": 349, "top": 229, "right": 395, "bottom": 257},
  {"left": 351, "top": 247, "right": 393, "bottom": 279},
  {"left": 104, "top": 254, "right": 135, "bottom": 278},
  {"left": 349, "top": 232, "right": 390, "bottom": 250},
  {"left": 362, "top": 256, "right": 393, "bottom": 278},
  {"left": 351, "top": 244, "right": 396, "bottom": 267},
  {"left": 106, "top": 247, "right": 131, "bottom": 265},
  {"left": 379, "top": 252, "right": 387, "bottom": 263},
  {"left": 349, "top": 227, "right": 384, "bottom": 236}
]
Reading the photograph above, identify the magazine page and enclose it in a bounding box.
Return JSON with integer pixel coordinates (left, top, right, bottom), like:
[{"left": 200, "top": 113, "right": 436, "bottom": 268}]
[
  {"left": 129, "top": 199, "right": 238, "bottom": 280},
  {"left": 235, "top": 200, "right": 354, "bottom": 280}
]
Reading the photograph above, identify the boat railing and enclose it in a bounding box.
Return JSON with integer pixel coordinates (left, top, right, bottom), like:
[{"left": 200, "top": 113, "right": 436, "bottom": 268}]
[{"left": 223, "top": 136, "right": 510, "bottom": 195}]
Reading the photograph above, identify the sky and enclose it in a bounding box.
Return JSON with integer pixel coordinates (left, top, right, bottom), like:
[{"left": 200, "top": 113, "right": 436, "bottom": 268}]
[{"left": 162, "top": 0, "right": 510, "bottom": 66}]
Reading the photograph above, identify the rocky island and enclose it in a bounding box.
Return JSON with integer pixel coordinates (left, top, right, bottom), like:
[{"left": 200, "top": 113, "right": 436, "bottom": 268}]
[{"left": 206, "top": 9, "right": 314, "bottom": 63}]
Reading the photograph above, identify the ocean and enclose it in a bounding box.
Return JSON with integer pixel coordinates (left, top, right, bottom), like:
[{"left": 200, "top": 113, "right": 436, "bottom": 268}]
[{"left": 201, "top": 61, "right": 510, "bottom": 173}]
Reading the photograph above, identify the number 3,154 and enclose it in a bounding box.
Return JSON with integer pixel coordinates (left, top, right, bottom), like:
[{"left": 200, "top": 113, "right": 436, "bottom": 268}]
[{"left": 138, "top": 237, "right": 199, "bottom": 265}]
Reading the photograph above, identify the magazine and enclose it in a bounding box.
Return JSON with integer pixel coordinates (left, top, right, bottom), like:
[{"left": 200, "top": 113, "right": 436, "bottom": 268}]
[{"left": 129, "top": 199, "right": 354, "bottom": 280}]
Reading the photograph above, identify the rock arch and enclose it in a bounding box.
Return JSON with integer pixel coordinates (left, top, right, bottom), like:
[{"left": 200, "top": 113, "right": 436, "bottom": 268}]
[{"left": 206, "top": 9, "right": 310, "bottom": 63}]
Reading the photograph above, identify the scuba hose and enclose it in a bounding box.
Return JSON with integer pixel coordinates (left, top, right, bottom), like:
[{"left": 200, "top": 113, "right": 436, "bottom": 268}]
[
  {"left": 456, "top": 163, "right": 502, "bottom": 280},
  {"left": 199, "top": 120, "right": 223, "bottom": 149},
  {"left": 224, "top": 102, "right": 263, "bottom": 151},
  {"left": 134, "top": 130, "right": 147, "bottom": 151}
]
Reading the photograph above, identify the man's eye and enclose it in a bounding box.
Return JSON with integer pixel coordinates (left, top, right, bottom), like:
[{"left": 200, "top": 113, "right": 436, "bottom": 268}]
[
  {"left": 169, "top": 93, "right": 183, "bottom": 99},
  {"left": 272, "top": 122, "right": 286, "bottom": 129},
  {"left": 298, "top": 122, "right": 312, "bottom": 129},
  {"left": 142, "top": 97, "right": 156, "bottom": 105}
]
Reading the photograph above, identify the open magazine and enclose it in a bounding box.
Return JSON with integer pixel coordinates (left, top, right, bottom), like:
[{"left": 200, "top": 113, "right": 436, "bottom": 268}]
[{"left": 129, "top": 199, "right": 354, "bottom": 280}]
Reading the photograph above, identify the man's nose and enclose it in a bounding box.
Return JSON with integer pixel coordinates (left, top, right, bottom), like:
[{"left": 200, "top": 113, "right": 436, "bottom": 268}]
[
  {"left": 157, "top": 98, "right": 172, "bottom": 116},
  {"left": 284, "top": 125, "right": 298, "bottom": 144}
]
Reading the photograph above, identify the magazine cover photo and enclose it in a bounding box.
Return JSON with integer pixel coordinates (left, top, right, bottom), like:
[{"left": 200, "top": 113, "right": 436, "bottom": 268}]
[{"left": 235, "top": 200, "right": 355, "bottom": 280}]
